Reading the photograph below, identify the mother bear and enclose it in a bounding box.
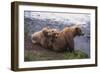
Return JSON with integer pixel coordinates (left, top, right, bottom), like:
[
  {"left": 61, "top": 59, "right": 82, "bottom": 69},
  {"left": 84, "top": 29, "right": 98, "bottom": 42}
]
[{"left": 51, "top": 26, "right": 84, "bottom": 52}]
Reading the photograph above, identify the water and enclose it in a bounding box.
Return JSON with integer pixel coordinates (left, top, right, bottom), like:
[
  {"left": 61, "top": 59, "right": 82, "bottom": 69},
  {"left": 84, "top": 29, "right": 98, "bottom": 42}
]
[{"left": 74, "top": 36, "right": 90, "bottom": 57}]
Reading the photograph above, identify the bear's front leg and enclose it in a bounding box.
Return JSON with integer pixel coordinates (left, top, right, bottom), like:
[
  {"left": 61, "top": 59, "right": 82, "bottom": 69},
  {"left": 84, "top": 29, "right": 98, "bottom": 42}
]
[{"left": 67, "top": 39, "right": 74, "bottom": 53}]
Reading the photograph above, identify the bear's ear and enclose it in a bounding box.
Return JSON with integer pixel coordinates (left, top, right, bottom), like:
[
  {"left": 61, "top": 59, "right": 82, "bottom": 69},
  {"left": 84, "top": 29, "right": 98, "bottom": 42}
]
[
  {"left": 75, "top": 27, "right": 81, "bottom": 34},
  {"left": 75, "top": 27, "right": 78, "bottom": 30},
  {"left": 75, "top": 27, "right": 80, "bottom": 31}
]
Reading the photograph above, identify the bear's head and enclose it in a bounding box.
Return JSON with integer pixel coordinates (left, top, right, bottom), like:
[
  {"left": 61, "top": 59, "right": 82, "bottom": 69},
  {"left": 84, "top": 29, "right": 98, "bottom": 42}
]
[
  {"left": 42, "top": 27, "right": 50, "bottom": 37},
  {"left": 42, "top": 27, "right": 59, "bottom": 38},
  {"left": 74, "top": 27, "right": 84, "bottom": 36},
  {"left": 50, "top": 29, "right": 59, "bottom": 38}
]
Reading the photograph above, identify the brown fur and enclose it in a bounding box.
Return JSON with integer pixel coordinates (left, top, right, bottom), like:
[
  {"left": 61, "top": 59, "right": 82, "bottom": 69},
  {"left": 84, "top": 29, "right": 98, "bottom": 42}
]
[
  {"left": 51, "top": 26, "right": 84, "bottom": 52},
  {"left": 31, "top": 26, "right": 84, "bottom": 52},
  {"left": 31, "top": 27, "right": 59, "bottom": 49}
]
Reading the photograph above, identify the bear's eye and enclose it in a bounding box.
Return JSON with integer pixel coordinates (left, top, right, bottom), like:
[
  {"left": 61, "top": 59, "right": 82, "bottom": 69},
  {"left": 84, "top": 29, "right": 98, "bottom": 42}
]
[{"left": 52, "top": 31, "right": 54, "bottom": 32}]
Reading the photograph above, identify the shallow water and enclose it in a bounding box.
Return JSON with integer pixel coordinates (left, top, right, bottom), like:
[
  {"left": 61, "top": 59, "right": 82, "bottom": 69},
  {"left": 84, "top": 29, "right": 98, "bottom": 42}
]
[{"left": 74, "top": 36, "right": 90, "bottom": 57}]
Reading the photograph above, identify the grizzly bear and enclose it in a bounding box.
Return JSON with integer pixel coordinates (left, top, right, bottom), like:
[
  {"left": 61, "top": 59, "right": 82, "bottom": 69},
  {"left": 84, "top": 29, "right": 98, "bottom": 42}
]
[
  {"left": 51, "top": 26, "right": 84, "bottom": 52},
  {"left": 31, "top": 27, "right": 48, "bottom": 45},
  {"left": 31, "top": 27, "right": 59, "bottom": 49}
]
